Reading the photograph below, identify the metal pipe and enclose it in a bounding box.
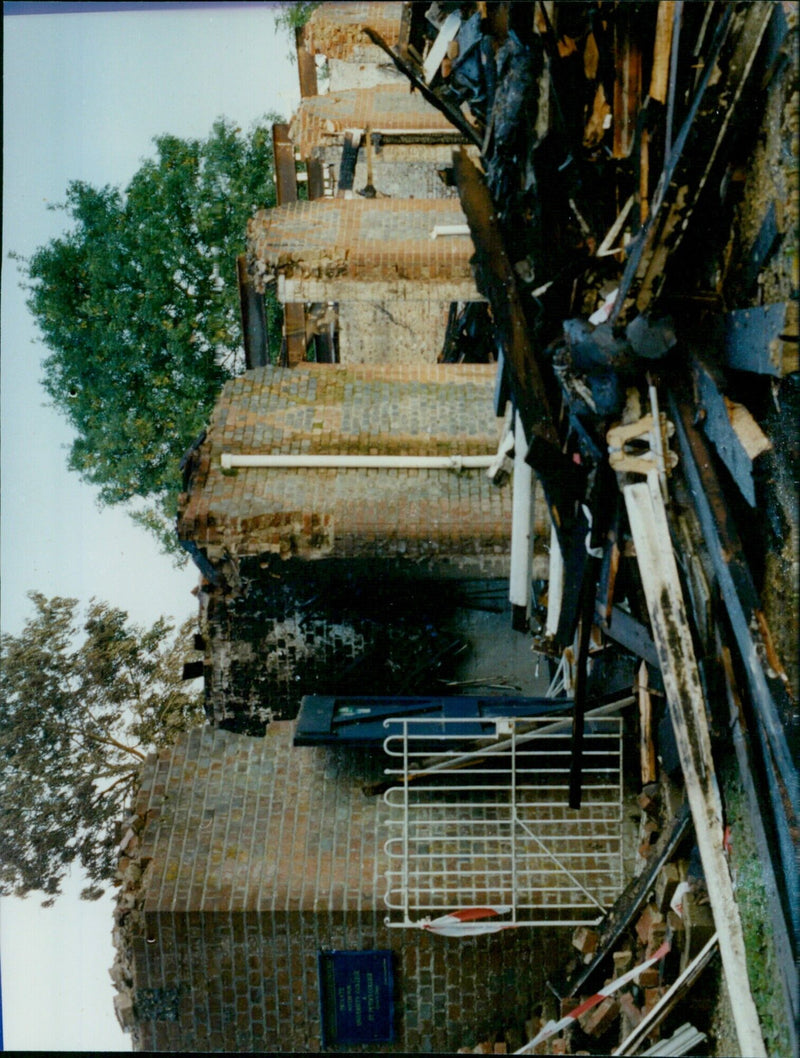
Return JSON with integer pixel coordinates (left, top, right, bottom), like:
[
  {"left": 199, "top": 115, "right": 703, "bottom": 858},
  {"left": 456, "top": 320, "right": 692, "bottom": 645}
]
[
  {"left": 509, "top": 414, "right": 534, "bottom": 625},
  {"left": 220, "top": 452, "right": 496, "bottom": 470}
]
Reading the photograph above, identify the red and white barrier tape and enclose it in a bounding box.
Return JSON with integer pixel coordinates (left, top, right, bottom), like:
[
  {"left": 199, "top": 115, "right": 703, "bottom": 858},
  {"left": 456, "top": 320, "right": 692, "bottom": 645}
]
[
  {"left": 514, "top": 940, "right": 671, "bottom": 1053},
  {"left": 422, "top": 905, "right": 516, "bottom": 937}
]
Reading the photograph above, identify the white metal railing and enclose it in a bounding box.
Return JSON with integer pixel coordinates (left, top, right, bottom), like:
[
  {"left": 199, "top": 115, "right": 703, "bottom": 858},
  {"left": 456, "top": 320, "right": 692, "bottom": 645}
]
[{"left": 382, "top": 714, "right": 624, "bottom": 928}]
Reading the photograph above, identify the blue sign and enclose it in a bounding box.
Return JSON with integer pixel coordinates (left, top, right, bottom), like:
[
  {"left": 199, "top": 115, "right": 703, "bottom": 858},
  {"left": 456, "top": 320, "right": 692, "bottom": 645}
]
[{"left": 318, "top": 949, "right": 395, "bottom": 1047}]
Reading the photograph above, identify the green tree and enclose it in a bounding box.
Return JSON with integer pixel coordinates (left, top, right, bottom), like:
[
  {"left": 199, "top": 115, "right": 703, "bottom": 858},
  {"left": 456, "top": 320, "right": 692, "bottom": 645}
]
[
  {"left": 16, "top": 118, "right": 283, "bottom": 554},
  {"left": 0, "top": 593, "right": 205, "bottom": 903},
  {"left": 275, "top": 1, "right": 320, "bottom": 36}
]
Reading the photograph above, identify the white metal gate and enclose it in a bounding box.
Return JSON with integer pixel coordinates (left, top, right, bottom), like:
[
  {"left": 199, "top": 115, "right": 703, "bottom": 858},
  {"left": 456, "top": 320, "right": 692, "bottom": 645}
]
[{"left": 382, "top": 714, "right": 624, "bottom": 928}]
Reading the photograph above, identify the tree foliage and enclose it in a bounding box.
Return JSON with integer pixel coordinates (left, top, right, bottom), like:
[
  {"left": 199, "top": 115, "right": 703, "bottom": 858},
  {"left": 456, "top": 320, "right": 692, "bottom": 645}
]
[
  {"left": 18, "top": 118, "right": 282, "bottom": 546},
  {"left": 0, "top": 593, "right": 205, "bottom": 903}
]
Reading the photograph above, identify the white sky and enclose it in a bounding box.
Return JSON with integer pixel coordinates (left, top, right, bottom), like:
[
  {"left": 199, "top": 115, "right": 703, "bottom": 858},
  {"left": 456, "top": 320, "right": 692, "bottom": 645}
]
[{"left": 1, "top": 3, "right": 299, "bottom": 1049}]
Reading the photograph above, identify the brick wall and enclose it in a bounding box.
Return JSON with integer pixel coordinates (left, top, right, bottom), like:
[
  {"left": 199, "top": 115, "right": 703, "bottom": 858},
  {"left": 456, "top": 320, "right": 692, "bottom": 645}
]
[
  {"left": 247, "top": 197, "right": 478, "bottom": 289},
  {"left": 177, "top": 363, "right": 510, "bottom": 568},
  {"left": 199, "top": 557, "right": 522, "bottom": 730},
  {"left": 115, "top": 724, "right": 566, "bottom": 1052},
  {"left": 337, "top": 300, "right": 455, "bottom": 362},
  {"left": 290, "top": 84, "right": 459, "bottom": 159},
  {"left": 305, "top": 2, "right": 404, "bottom": 63}
]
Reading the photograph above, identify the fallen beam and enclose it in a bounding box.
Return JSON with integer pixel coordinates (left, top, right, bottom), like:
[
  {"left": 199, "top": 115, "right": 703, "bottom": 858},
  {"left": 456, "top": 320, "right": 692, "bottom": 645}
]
[
  {"left": 669, "top": 398, "right": 799, "bottom": 824},
  {"left": 361, "top": 26, "right": 482, "bottom": 147},
  {"left": 624, "top": 470, "right": 765, "bottom": 1057},
  {"left": 452, "top": 148, "right": 558, "bottom": 449}
]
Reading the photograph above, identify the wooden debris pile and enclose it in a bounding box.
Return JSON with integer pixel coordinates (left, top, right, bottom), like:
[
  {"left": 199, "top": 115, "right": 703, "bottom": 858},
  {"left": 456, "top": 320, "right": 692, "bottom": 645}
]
[{"left": 364, "top": 3, "right": 798, "bottom": 1052}]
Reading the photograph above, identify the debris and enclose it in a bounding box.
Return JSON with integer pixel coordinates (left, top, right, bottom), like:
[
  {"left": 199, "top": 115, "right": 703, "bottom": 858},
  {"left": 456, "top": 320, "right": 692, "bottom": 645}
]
[
  {"left": 612, "top": 935, "right": 719, "bottom": 1056},
  {"left": 623, "top": 470, "right": 766, "bottom": 1057}
]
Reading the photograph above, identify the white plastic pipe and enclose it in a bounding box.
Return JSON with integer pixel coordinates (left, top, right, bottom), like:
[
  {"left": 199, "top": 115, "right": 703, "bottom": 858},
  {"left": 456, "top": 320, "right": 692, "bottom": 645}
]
[
  {"left": 220, "top": 453, "right": 495, "bottom": 470},
  {"left": 509, "top": 414, "right": 534, "bottom": 619},
  {"left": 545, "top": 519, "right": 564, "bottom": 638}
]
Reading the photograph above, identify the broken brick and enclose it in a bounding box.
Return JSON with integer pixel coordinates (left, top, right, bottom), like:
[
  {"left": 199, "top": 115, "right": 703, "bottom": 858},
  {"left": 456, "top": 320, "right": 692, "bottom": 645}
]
[
  {"left": 572, "top": 925, "right": 599, "bottom": 956},
  {"left": 619, "top": 991, "right": 643, "bottom": 1028},
  {"left": 637, "top": 967, "right": 661, "bottom": 989},
  {"left": 635, "top": 902, "right": 664, "bottom": 944},
  {"left": 560, "top": 996, "right": 580, "bottom": 1018},
  {"left": 655, "top": 861, "right": 681, "bottom": 912},
  {"left": 578, "top": 996, "right": 620, "bottom": 1037}
]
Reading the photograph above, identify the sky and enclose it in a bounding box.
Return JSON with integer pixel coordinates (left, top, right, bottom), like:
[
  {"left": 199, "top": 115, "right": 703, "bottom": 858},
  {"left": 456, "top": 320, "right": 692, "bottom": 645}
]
[{"left": 1, "top": 2, "right": 300, "bottom": 1049}]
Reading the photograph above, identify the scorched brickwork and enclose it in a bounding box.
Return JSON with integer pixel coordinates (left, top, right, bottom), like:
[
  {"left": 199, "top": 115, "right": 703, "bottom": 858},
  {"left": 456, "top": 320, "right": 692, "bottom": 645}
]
[
  {"left": 177, "top": 362, "right": 510, "bottom": 570},
  {"left": 114, "top": 724, "right": 565, "bottom": 1052}
]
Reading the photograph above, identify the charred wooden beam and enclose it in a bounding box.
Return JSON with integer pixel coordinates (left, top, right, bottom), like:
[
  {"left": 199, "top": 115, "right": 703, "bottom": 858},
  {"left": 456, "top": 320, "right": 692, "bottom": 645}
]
[
  {"left": 237, "top": 255, "right": 268, "bottom": 369},
  {"left": 451, "top": 148, "right": 560, "bottom": 440},
  {"left": 613, "top": 2, "right": 774, "bottom": 325},
  {"left": 739, "top": 200, "right": 782, "bottom": 297},
  {"left": 670, "top": 394, "right": 800, "bottom": 948},
  {"left": 624, "top": 470, "right": 766, "bottom": 1057},
  {"left": 598, "top": 605, "right": 660, "bottom": 670},
  {"left": 718, "top": 635, "right": 800, "bottom": 1052},
  {"left": 361, "top": 25, "right": 483, "bottom": 147},
  {"left": 451, "top": 148, "right": 591, "bottom": 559}
]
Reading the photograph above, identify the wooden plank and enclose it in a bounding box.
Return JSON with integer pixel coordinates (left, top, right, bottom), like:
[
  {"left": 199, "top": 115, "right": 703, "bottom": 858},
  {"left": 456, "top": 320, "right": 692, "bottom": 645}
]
[
  {"left": 649, "top": 1, "right": 675, "bottom": 103},
  {"left": 623, "top": 471, "right": 766, "bottom": 1058},
  {"left": 612, "top": 6, "right": 643, "bottom": 159}
]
